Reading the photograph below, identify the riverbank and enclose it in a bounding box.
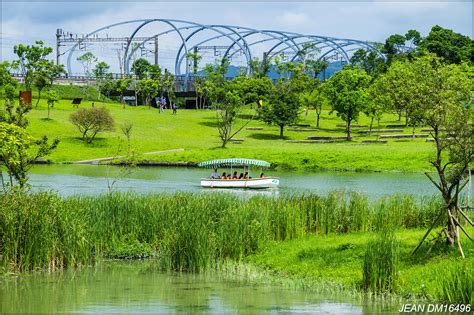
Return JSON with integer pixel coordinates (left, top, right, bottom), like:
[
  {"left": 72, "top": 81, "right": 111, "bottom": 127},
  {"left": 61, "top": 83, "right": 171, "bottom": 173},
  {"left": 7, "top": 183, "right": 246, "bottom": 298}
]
[
  {"left": 1, "top": 191, "right": 471, "bottom": 304},
  {"left": 25, "top": 99, "right": 438, "bottom": 172}
]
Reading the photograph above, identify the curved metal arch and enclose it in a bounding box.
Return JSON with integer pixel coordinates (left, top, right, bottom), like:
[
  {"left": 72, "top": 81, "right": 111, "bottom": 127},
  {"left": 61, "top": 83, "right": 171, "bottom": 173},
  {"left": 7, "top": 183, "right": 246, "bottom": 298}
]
[
  {"left": 175, "top": 29, "right": 256, "bottom": 75},
  {"left": 123, "top": 19, "right": 190, "bottom": 75},
  {"left": 67, "top": 18, "right": 386, "bottom": 78},
  {"left": 126, "top": 24, "right": 204, "bottom": 75},
  {"left": 171, "top": 25, "right": 252, "bottom": 76}
]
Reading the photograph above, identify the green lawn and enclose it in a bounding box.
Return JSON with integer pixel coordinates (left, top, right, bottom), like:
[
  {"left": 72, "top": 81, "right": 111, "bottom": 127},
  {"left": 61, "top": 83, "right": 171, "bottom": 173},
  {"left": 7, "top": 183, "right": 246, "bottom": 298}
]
[
  {"left": 247, "top": 229, "right": 473, "bottom": 301},
  {"left": 25, "top": 97, "right": 436, "bottom": 171}
]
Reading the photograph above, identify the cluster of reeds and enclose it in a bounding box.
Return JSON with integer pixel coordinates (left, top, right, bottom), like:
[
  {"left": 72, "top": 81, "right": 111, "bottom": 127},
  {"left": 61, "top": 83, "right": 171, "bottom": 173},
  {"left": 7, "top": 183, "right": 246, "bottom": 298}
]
[
  {"left": 362, "top": 229, "right": 400, "bottom": 293},
  {"left": 0, "top": 191, "right": 440, "bottom": 273},
  {"left": 431, "top": 260, "right": 473, "bottom": 304}
]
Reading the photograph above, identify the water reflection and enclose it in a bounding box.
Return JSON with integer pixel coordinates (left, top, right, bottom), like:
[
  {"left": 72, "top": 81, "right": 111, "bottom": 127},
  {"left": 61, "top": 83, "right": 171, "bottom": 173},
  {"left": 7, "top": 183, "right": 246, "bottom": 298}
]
[
  {"left": 0, "top": 261, "right": 398, "bottom": 314},
  {"left": 25, "top": 164, "right": 473, "bottom": 198}
]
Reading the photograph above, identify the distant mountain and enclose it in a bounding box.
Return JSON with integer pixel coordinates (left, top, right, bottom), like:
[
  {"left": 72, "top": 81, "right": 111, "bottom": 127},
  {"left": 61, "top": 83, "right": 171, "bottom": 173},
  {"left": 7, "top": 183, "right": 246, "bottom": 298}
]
[{"left": 197, "top": 61, "right": 347, "bottom": 81}]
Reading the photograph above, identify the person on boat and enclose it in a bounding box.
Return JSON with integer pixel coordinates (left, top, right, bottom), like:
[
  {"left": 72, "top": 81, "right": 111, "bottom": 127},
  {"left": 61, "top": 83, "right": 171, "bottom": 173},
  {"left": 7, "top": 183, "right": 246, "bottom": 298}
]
[
  {"left": 227, "top": 175, "right": 231, "bottom": 180},
  {"left": 210, "top": 169, "right": 219, "bottom": 179},
  {"left": 260, "top": 172, "right": 265, "bottom": 178},
  {"left": 221, "top": 172, "right": 227, "bottom": 179},
  {"left": 243, "top": 172, "right": 249, "bottom": 179},
  {"left": 232, "top": 171, "right": 238, "bottom": 179},
  {"left": 238, "top": 173, "right": 244, "bottom": 179}
]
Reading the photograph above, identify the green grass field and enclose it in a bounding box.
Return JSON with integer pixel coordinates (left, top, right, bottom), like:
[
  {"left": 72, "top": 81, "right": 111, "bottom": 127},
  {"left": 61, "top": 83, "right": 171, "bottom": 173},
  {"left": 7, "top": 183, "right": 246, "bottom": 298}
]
[
  {"left": 247, "top": 229, "right": 473, "bottom": 302},
  {"left": 23, "top": 95, "right": 437, "bottom": 171}
]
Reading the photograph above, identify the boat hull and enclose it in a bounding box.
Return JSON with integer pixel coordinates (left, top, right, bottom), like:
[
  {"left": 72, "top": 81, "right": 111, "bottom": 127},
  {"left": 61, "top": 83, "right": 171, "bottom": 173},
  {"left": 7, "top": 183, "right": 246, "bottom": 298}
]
[{"left": 201, "top": 177, "right": 279, "bottom": 189}]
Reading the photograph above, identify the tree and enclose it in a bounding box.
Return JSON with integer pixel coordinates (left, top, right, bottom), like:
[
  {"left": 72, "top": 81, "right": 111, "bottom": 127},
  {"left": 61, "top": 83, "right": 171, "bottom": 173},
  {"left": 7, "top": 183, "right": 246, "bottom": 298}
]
[
  {"left": 76, "top": 52, "right": 97, "bottom": 77},
  {"left": 120, "top": 121, "right": 133, "bottom": 156},
  {"left": 131, "top": 58, "right": 151, "bottom": 80},
  {"left": 350, "top": 49, "right": 387, "bottom": 77},
  {"left": 186, "top": 51, "right": 205, "bottom": 109},
  {"left": 137, "top": 79, "right": 159, "bottom": 108},
  {"left": 44, "top": 89, "right": 59, "bottom": 119},
  {"left": 259, "top": 81, "right": 300, "bottom": 138},
  {"left": 97, "top": 74, "right": 115, "bottom": 103},
  {"left": 323, "top": 69, "right": 371, "bottom": 140},
  {"left": 420, "top": 25, "right": 473, "bottom": 65},
  {"left": 214, "top": 90, "right": 252, "bottom": 148},
  {"left": 115, "top": 78, "right": 132, "bottom": 109},
  {"left": 299, "top": 88, "right": 327, "bottom": 128},
  {"left": 233, "top": 76, "right": 273, "bottom": 108},
  {"left": 32, "top": 60, "right": 65, "bottom": 107},
  {"left": 13, "top": 41, "right": 53, "bottom": 91},
  {"left": 92, "top": 61, "right": 111, "bottom": 79},
  {"left": 0, "top": 122, "right": 59, "bottom": 188},
  {"left": 70, "top": 107, "right": 115, "bottom": 144},
  {"left": 0, "top": 65, "right": 30, "bottom": 128},
  {"left": 388, "top": 55, "right": 473, "bottom": 257},
  {"left": 248, "top": 55, "right": 271, "bottom": 78}
]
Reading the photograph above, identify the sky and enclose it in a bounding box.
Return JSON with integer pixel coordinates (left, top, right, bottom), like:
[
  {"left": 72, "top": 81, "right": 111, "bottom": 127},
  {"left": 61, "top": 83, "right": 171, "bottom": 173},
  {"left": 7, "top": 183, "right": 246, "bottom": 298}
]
[{"left": 1, "top": 1, "right": 472, "bottom": 74}]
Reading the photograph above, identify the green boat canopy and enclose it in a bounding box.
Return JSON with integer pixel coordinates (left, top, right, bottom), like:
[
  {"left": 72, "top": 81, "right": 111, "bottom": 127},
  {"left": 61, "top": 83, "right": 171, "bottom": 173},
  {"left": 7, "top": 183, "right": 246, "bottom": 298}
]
[{"left": 197, "top": 158, "right": 271, "bottom": 168}]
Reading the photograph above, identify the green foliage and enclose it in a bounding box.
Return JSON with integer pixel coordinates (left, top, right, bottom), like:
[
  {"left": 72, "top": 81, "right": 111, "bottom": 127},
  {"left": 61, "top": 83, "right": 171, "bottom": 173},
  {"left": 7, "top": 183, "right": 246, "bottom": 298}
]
[
  {"left": 0, "top": 122, "right": 59, "bottom": 188},
  {"left": 362, "top": 230, "right": 400, "bottom": 292},
  {"left": 299, "top": 88, "right": 327, "bottom": 127},
  {"left": 13, "top": 41, "right": 53, "bottom": 91},
  {"left": 76, "top": 52, "right": 97, "bottom": 76},
  {"left": 420, "top": 25, "right": 474, "bottom": 65},
  {"left": 131, "top": 58, "right": 151, "bottom": 80},
  {"left": 92, "top": 61, "right": 110, "bottom": 79},
  {"left": 323, "top": 68, "right": 372, "bottom": 140},
  {"left": 0, "top": 191, "right": 443, "bottom": 273},
  {"left": 44, "top": 89, "right": 59, "bottom": 119},
  {"left": 430, "top": 260, "right": 473, "bottom": 304},
  {"left": 136, "top": 78, "right": 158, "bottom": 107},
  {"left": 69, "top": 107, "right": 115, "bottom": 144},
  {"left": 32, "top": 60, "right": 65, "bottom": 107}
]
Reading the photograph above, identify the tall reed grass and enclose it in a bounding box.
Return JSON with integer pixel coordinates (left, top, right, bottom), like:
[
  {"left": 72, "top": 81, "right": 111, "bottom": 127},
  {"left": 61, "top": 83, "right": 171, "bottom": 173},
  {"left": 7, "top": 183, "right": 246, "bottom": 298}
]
[
  {"left": 362, "top": 229, "right": 400, "bottom": 293},
  {"left": 431, "top": 260, "right": 473, "bottom": 304},
  {"left": 0, "top": 191, "right": 441, "bottom": 273}
]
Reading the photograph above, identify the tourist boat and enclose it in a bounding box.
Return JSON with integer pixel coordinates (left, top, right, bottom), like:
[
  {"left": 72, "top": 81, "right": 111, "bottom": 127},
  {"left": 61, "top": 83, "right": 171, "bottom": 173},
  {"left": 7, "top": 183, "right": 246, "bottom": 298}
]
[{"left": 198, "top": 158, "right": 279, "bottom": 189}]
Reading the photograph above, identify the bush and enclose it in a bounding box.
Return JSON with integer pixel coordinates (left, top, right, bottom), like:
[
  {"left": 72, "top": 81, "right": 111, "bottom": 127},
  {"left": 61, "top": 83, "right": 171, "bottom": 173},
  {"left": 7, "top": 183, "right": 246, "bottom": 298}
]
[{"left": 69, "top": 106, "right": 114, "bottom": 143}]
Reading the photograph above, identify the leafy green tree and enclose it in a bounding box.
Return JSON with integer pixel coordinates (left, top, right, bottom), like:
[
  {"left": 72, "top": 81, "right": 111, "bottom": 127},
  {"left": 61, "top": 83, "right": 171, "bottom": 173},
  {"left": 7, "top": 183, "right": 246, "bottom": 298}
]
[
  {"left": 323, "top": 69, "right": 371, "bottom": 140},
  {"left": 420, "top": 25, "right": 473, "bottom": 64},
  {"left": 299, "top": 88, "right": 327, "bottom": 128},
  {"left": 69, "top": 107, "right": 115, "bottom": 144},
  {"left": 92, "top": 61, "right": 111, "bottom": 79},
  {"left": 350, "top": 49, "right": 387, "bottom": 76},
  {"left": 115, "top": 78, "right": 132, "bottom": 109},
  {"left": 137, "top": 78, "right": 158, "bottom": 108},
  {"left": 44, "top": 89, "right": 59, "bottom": 119},
  {"left": 13, "top": 41, "right": 53, "bottom": 91},
  {"left": 76, "top": 52, "right": 97, "bottom": 77},
  {"left": 186, "top": 51, "right": 205, "bottom": 109},
  {"left": 32, "top": 60, "right": 65, "bottom": 107},
  {"left": 0, "top": 122, "right": 59, "bottom": 188},
  {"left": 400, "top": 55, "right": 473, "bottom": 256},
  {"left": 131, "top": 58, "right": 151, "bottom": 80},
  {"left": 214, "top": 90, "right": 252, "bottom": 148},
  {"left": 233, "top": 76, "right": 273, "bottom": 108},
  {"left": 0, "top": 66, "right": 30, "bottom": 128},
  {"left": 259, "top": 81, "right": 300, "bottom": 138},
  {"left": 248, "top": 55, "right": 271, "bottom": 78}
]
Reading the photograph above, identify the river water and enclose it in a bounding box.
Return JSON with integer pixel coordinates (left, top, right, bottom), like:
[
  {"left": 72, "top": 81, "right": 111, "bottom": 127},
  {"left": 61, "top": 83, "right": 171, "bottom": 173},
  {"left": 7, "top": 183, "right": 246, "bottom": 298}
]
[
  {"left": 25, "top": 164, "right": 473, "bottom": 198},
  {"left": 0, "top": 261, "right": 398, "bottom": 314}
]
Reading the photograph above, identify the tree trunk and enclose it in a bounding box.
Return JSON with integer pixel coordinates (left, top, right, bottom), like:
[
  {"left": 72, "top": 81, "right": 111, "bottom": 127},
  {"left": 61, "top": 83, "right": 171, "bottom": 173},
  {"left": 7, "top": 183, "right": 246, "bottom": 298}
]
[
  {"left": 47, "top": 104, "right": 50, "bottom": 119},
  {"left": 369, "top": 117, "right": 374, "bottom": 137},
  {"left": 412, "top": 124, "right": 416, "bottom": 141},
  {"left": 36, "top": 89, "right": 42, "bottom": 107},
  {"left": 405, "top": 111, "right": 409, "bottom": 127},
  {"left": 279, "top": 125, "right": 284, "bottom": 138},
  {"left": 346, "top": 120, "right": 352, "bottom": 141},
  {"left": 316, "top": 112, "right": 320, "bottom": 128}
]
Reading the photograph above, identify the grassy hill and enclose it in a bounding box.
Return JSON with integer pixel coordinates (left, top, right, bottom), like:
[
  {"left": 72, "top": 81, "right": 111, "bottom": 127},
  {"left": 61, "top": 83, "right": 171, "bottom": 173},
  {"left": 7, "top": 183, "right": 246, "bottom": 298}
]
[{"left": 24, "top": 97, "right": 437, "bottom": 172}]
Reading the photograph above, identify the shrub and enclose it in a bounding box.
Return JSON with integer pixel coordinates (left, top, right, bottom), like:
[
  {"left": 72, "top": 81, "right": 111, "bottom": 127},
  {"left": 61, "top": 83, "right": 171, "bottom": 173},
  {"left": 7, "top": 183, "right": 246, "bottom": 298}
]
[{"left": 69, "top": 106, "right": 114, "bottom": 143}]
